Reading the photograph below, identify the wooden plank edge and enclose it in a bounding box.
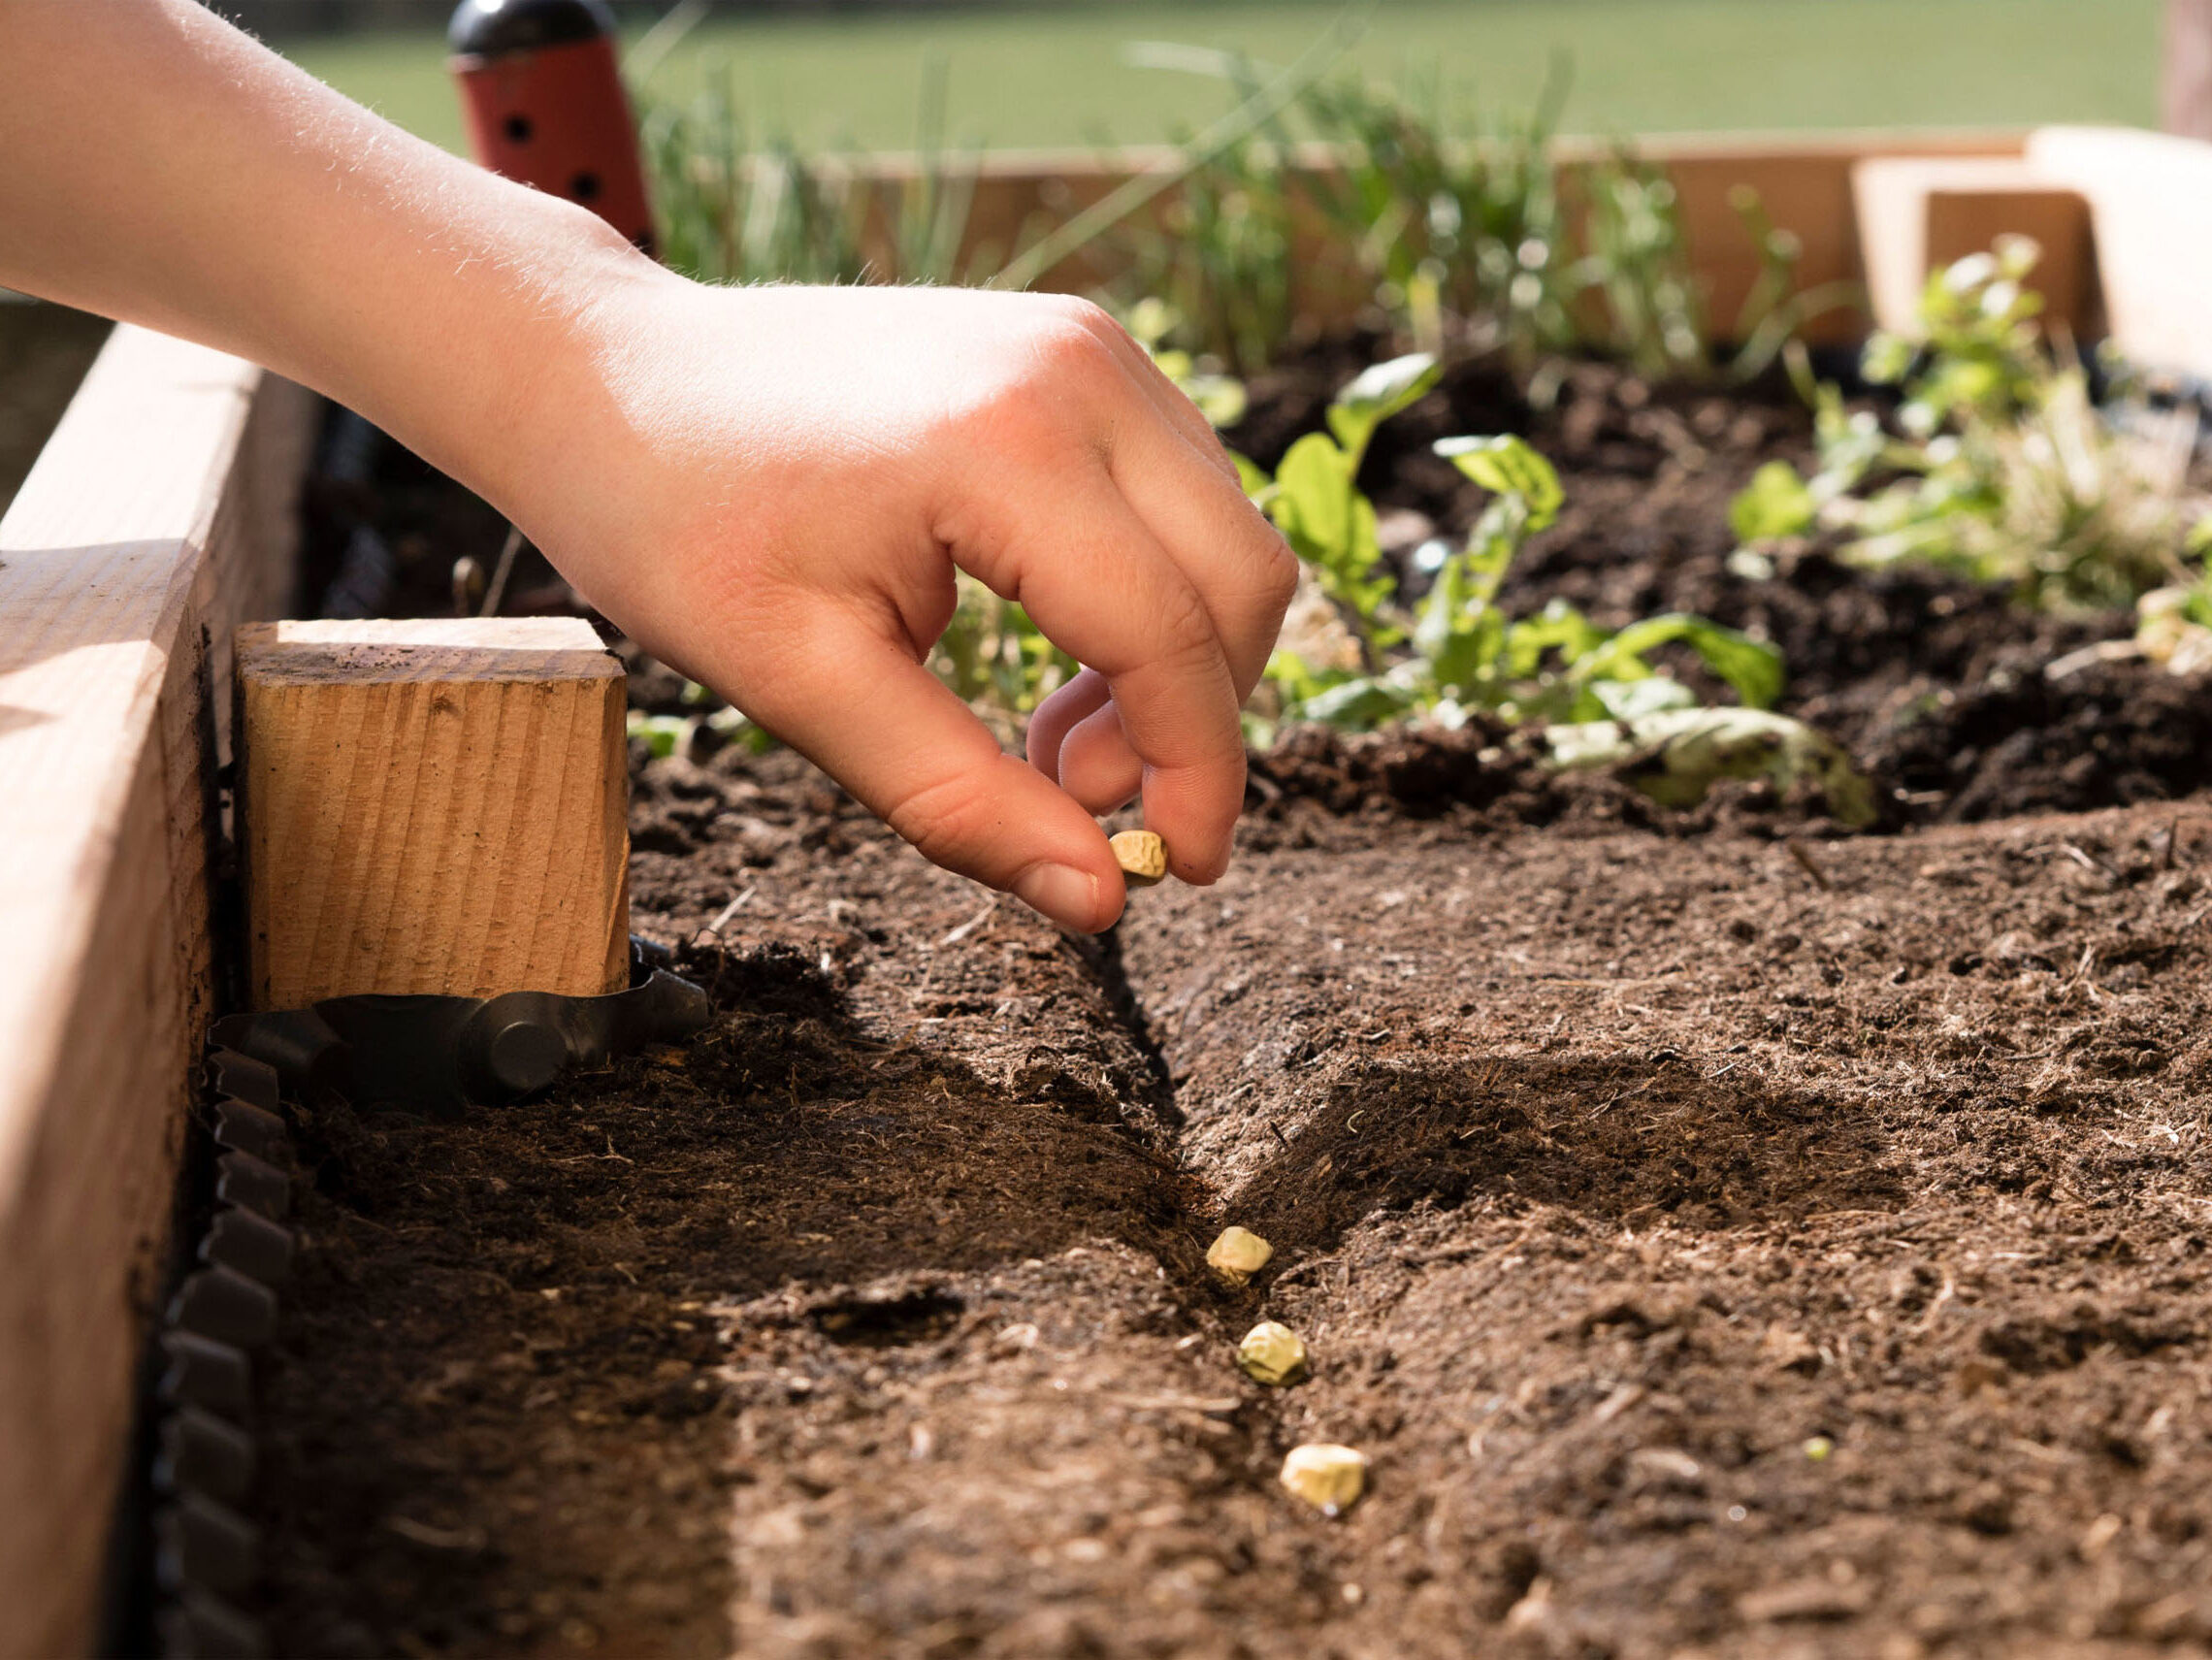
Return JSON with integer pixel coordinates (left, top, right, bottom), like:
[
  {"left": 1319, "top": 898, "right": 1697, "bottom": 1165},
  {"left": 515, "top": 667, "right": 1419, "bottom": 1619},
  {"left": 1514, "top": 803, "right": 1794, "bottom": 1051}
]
[
  {"left": 708, "top": 129, "right": 2026, "bottom": 346},
  {"left": 0, "top": 324, "right": 313, "bottom": 1657},
  {"left": 2028, "top": 124, "right": 2212, "bottom": 382},
  {"left": 1851, "top": 156, "right": 2094, "bottom": 339}
]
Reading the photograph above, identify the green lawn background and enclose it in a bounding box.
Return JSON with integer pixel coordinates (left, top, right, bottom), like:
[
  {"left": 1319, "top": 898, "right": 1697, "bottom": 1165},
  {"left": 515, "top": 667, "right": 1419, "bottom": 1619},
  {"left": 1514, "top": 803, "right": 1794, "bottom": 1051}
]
[{"left": 287, "top": 0, "right": 2162, "bottom": 155}]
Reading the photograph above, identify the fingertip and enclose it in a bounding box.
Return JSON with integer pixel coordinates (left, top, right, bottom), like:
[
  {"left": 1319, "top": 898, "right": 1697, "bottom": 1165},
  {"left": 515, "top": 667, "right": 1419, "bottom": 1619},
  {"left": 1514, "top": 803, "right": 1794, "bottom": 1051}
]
[
  {"left": 1175, "top": 848, "right": 1232, "bottom": 887},
  {"left": 1025, "top": 669, "right": 1113, "bottom": 781},
  {"left": 1058, "top": 703, "right": 1144, "bottom": 813},
  {"left": 1140, "top": 752, "right": 1246, "bottom": 889},
  {"left": 1012, "top": 857, "right": 1125, "bottom": 933}
]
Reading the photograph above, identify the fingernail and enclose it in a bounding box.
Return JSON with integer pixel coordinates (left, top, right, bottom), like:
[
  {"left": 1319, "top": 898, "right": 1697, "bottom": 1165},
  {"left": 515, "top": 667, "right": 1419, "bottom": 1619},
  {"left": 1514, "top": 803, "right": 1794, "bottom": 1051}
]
[{"left": 1014, "top": 863, "right": 1101, "bottom": 930}]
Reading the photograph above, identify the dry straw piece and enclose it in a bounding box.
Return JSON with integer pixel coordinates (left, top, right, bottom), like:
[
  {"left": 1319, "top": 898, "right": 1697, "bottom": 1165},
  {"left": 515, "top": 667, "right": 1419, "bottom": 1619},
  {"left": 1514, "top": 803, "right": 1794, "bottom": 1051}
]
[
  {"left": 1237, "top": 1320, "right": 1309, "bottom": 1385},
  {"left": 1110, "top": 830, "right": 1167, "bottom": 886},
  {"left": 1280, "top": 1444, "right": 1368, "bottom": 1515},
  {"left": 1205, "top": 1225, "right": 1273, "bottom": 1286}
]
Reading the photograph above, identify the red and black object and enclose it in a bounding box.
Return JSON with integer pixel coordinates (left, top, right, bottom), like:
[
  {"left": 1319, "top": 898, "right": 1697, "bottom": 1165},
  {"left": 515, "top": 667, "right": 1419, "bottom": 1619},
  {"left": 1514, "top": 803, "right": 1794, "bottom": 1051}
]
[{"left": 448, "top": 0, "right": 657, "bottom": 255}]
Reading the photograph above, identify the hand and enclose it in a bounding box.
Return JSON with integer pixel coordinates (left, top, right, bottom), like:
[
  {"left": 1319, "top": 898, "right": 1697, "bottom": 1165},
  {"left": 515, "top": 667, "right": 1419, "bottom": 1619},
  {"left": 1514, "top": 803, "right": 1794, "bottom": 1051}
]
[
  {"left": 515, "top": 278, "right": 1296, "bottom": 933},
  {"left": 0, "top": 2, "right": 1292, "bottom": 933}
]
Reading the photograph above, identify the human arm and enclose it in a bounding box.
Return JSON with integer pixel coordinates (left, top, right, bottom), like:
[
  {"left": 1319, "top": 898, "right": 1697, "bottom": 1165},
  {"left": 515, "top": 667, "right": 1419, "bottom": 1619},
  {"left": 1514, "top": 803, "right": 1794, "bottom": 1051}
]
[{"left": 0, "top": 0, "right": 1294, "bottom": 931}]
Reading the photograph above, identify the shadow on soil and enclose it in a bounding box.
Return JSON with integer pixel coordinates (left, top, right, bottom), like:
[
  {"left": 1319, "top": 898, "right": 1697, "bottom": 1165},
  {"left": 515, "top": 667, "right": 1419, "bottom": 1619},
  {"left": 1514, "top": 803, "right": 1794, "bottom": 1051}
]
[{"left": 1217, "top": 1055, "right": 1910, "bottom": 1253}]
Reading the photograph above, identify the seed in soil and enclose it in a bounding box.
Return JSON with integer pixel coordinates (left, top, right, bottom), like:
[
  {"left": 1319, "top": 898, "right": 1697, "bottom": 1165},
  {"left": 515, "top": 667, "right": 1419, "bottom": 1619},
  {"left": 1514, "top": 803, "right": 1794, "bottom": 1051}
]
[
  {"left": 1280, "top": 1443, "right": 1368, "bottom": 1515},
  {"left": 1205, "top": 1225, "right": 1273, "bottom": 1286},
  {"left": 1236, "top": 1320, "right": 1309, "bottom": 1385},
  {"left": 1111, "top": 830, "right": 1166, "bottom": 886}
]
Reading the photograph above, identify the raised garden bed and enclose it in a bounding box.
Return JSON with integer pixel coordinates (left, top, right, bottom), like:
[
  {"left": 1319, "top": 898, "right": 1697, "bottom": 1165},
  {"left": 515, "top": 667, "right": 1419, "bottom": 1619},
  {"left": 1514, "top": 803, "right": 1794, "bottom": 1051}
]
[{"left": 9, "top": 123, "right": 2212, "bottom": 1657}]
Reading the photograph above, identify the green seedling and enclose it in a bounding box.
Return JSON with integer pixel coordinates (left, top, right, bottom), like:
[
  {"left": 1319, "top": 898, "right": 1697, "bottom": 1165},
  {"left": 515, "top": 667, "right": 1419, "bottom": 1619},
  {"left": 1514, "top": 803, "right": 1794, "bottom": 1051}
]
[
  {"left": 1237, "top": 358, "right": 1868, "bottom": 820},
  {"left": 927, "top": 580, "right": 1078, "bottom": 727},
  {"left": 1115, "top": 54, "right": 1842, "bottom": 380},
  {"left": 1249, "top": 350, "right": 1442, "bottom": 636},
  {"left": 1547, "top": 706, "right": 1875, "bottom": 828},
  {"left": 628, "top": 709, "right": 692, "bottom": 760},
  {"left": 1732, "top": 238, "right": 2211, "bottom": 611},
  {"left": 643, "top": 57, "right": 985, "bottom": 287},
  {"left": 627, "top": 703, "right": 772, "bottom": 760}
]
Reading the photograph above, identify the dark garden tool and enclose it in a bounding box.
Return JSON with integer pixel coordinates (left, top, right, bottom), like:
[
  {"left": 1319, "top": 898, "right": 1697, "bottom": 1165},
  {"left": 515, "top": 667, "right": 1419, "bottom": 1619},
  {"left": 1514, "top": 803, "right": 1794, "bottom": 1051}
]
[{"left": 211, "top": 937, "right": 710, "bottom": 1120}]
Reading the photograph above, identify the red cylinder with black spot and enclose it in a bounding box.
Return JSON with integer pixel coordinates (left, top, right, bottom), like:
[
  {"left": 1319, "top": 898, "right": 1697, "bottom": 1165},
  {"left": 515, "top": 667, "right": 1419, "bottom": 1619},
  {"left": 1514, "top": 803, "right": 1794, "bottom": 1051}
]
[{"left": 448, "top": 0, "right": 657, "bottom": 255}]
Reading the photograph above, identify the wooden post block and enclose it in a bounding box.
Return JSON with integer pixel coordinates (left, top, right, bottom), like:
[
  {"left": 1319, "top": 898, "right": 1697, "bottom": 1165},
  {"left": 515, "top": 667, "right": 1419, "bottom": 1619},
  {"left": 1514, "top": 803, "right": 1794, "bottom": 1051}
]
[
  {"left": 2028, "top": 125, "right": 2212, "bottom": 381},
  {"left": 1852, "top": 156, "right": 2092, "bottom": 339},
  {"left": 236, "top": 617, "right": 629, "bottom": 1008}
]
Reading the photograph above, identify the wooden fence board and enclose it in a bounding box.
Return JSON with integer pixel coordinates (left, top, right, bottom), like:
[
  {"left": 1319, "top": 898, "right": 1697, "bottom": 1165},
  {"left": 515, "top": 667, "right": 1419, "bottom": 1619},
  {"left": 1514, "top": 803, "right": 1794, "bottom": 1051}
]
[
  {"left": 0, "top": 326, "right": 312, "bottom": 1657},
  {"left": 822, "top": 129, "right": 2030, "bottom": 343}
]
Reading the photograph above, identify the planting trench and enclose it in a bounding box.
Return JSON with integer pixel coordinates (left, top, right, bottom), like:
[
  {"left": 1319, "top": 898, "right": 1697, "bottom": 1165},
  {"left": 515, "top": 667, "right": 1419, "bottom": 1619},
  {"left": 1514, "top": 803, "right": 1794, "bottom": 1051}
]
[{"left": 249, "top": 360, "right": 2212, "bottom": 1656}]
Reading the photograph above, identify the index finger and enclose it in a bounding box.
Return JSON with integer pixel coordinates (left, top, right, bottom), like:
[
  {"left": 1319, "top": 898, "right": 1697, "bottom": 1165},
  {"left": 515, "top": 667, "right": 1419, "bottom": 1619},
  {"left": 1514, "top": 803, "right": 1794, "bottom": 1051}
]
[{"left": 956, "top": 462, "right": 1250, "bottom": 882}]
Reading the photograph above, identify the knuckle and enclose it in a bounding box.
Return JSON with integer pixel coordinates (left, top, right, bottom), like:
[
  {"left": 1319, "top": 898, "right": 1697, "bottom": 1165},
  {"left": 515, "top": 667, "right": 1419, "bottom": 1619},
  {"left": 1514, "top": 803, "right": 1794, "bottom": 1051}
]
[
  {"left": 1259, "top": 531, "right": 1301, "bottom": 604},
  {"left": 1036, "top": 292, "right": 1119, "bottom": 338},
  {"left": 1025, "top": 311, "right": 1122, "bottom": 388},
  {"left": 883, "top": 771, "right": 998, "bottom": 872},
  {"left": 1154, "top": 579, "right": 1224, "bottom": 668}
]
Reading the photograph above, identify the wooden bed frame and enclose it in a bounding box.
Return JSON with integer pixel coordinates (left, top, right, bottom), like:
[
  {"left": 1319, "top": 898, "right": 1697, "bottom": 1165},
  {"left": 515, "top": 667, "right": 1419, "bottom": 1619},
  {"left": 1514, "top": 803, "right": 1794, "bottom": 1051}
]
[{"left": 0, "top": 120, "right": 2195, "bottom": 1655}]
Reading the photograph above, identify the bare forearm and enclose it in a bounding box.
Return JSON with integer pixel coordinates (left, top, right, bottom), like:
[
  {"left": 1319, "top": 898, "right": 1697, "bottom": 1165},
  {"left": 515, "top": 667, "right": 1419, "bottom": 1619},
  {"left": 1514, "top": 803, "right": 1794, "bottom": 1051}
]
[
  {"left": 0, "top": 0, "right": 1293, "bottom": 932},
  {"left": 0, "top": 0, "right": 658, "bottom": 511}
]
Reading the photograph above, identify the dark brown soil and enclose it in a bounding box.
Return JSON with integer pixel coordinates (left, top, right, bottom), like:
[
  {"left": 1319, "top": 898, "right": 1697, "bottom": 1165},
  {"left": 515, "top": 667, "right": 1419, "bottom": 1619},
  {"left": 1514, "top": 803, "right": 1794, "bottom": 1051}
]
[
  {"left": 258, "top": 744, "right": 2212, "bottom": 1658},
  {"left": 1232, "top": 346, "right": 2212, "bottom": 826},
  {"left": 250, "top": 353, "right": 2212, "bottom": 1656}
]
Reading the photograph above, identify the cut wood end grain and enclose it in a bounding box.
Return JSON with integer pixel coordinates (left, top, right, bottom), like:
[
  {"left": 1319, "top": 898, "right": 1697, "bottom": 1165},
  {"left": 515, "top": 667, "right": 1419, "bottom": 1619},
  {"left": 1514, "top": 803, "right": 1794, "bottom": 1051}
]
[
  {"left": 236, "top": 616, "right": 630, "bottom": 1007},
  {"left": 234, "top": 616, "right": 618, "bottom": 685}
]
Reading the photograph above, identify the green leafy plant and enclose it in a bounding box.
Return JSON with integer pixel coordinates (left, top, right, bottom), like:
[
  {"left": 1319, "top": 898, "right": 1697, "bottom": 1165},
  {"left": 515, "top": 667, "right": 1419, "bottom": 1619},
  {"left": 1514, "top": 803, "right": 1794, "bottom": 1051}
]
[
  {"left": 642, "top": 59, "right": 986, "bottom": 286},
  {"left": 646, "top": 33, "right": 1841, "bottom": 389},
  {"left": 1111, "top": 56, "right": 1845, "bottom": 381},
  {"left": 1240, "top": 358, "right": 1870, "bottom": 821},
  {"left": 927, "top": 583, "right": 1077, "bottom": 731},
  {"left": 1732, "top": 237, "right": 2209, "bottom": 611},
  {"left": 628, "top": 692, "right": 773, "bottom": 762},
  {"left": 1253, "top": 350, "right": 1441, "bottom": 634}
]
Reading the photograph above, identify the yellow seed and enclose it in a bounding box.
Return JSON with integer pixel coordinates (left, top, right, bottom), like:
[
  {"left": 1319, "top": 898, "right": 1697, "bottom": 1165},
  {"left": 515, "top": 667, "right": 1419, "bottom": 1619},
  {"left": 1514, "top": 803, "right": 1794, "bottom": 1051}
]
[
  {"left": 1205, "top": 1226, "right": 1273, "bottom": 1286},
  {"left": 1280, "top": 1444, "right": 1367, "bottom": 1514},
  {"left": 1110, "top": 830, "right": 1167, "bottom": 886},
  {"left": 1237, "top": 1320, "right": 1309, "bottom": 1385}
]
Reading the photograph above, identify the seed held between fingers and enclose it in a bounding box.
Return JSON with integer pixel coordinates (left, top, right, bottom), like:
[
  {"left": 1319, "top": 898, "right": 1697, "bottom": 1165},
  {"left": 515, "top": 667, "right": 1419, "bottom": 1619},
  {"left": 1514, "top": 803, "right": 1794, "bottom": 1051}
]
[{"left": 1110, "top": 830, "right": 1167, "bottom": 887}]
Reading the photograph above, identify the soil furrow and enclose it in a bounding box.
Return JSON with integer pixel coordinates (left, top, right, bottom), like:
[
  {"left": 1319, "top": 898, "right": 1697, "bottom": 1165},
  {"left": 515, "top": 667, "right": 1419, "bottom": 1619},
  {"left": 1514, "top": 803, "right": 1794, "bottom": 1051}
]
[
  {"left": 259, "top": 754, "right": 1340, "bottom": 1657},
  {"left": 1114, "top": 806, "right": 2212, "bottom": 1657}
]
